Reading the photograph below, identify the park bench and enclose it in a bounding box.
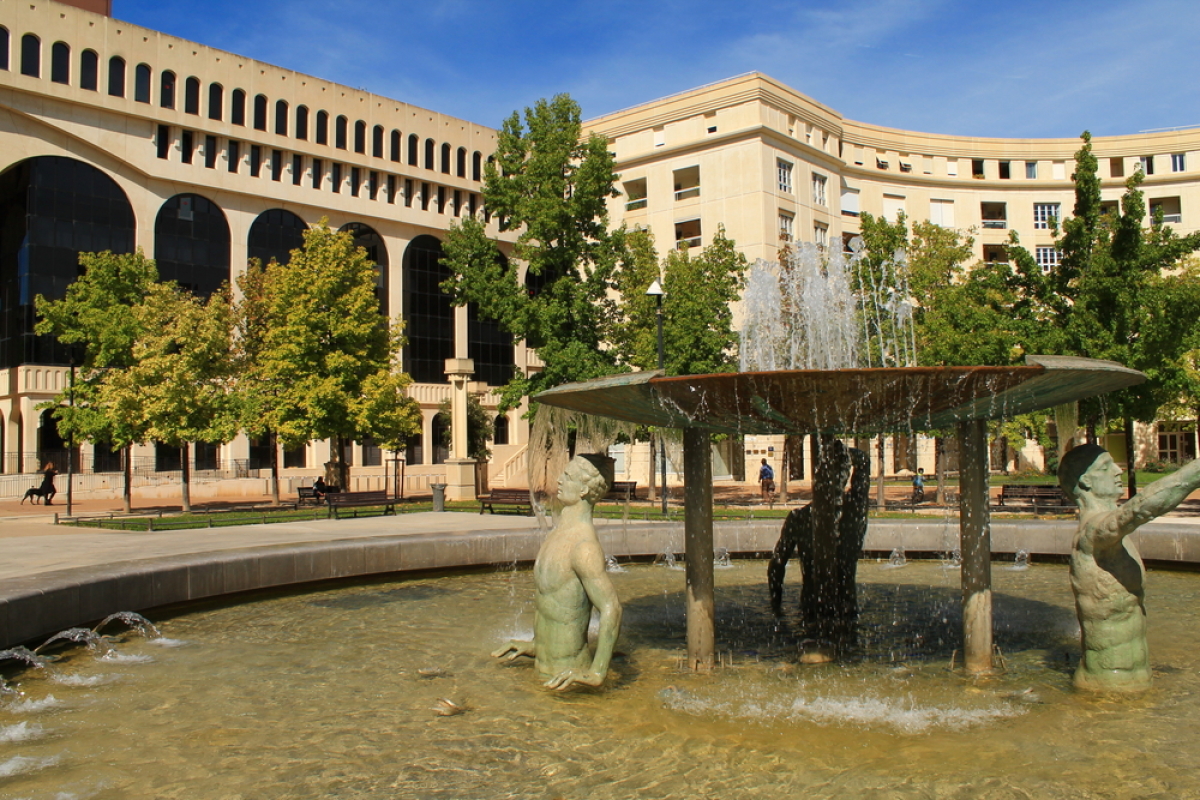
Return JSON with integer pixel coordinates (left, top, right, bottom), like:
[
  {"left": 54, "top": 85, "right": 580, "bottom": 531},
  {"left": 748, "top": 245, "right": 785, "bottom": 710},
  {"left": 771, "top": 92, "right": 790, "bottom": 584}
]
[
  {"left": 478, "top": 488, "right": 533, "bottom": 515},
  {"left": 325, "top": 490, "right": 396, "bottom": 519},
  {"left": 297, "top": 486, "right": 320, "bottom": 506},
  {"left": 996, "top": 484, "right": 1075, "bottom": 513},
  {"left": 604, "top": 481, "right": 638, "bottom": 502}
]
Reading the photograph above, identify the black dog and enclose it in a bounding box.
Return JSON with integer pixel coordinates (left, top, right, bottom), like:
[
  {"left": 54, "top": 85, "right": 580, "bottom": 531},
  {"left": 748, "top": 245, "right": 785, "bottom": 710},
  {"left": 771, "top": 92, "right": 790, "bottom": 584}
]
[{"left": 21, "top": 485, "right": 55, "bottom": 505}]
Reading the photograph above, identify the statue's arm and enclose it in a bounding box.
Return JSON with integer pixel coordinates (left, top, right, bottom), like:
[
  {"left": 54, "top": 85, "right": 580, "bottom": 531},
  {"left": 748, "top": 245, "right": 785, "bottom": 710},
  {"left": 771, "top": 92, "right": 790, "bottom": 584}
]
[
  {"left": 1115, "top": 458, "right": 1200, "bottom": 537},
  {"left": 492, "top": 626, "right": 537, "bottom": 661},
  {"left": 545, "top": 539, "right": 622, "bottom": 691}
]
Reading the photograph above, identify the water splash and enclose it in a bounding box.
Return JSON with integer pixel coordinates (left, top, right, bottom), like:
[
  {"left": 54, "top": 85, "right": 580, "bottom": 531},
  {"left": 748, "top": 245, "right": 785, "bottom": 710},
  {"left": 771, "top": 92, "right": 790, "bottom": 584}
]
[
  {"left": 942, "top": 549, "right": 963, "bottom": 570},
  {"left": 0, "top": 646, "right": 50, "bottom": 669},
  {"left": 34, "top": 628, "right": 114, "bottom": 657},
  {"left": 0, "top": 721, "right": 46, "bottom": 743},
  {"left": 93, "top": 611, "right": 161, "bottom": 640},
  {"left": 6, "top": 695, "right": 62, "bottom": 713},
  {"left": 1008, "top": 550, "right": 1031, "bottom": 572},
  {"left": 652, "top": 552, "right": 679, "bottom": 569},
  {"left": 0, "top": 753, "right": 60, "bottom": 778},
  {"left": 605, "top": 555, "right": 626, "bottom": 574},
  {"left": 883, "top": 548, "right": 908, "bottom": 569},
  {"left": 714, "top": 547, "right": 732, "bottom": 569}
]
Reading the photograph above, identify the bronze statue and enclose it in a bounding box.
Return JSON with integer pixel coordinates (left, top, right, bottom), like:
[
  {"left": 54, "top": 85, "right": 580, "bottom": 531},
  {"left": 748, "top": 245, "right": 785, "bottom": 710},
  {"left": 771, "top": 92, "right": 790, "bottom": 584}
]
[
  {"left": 1059, "top": 445, "right": 1200, "bottom": 692},
  {"left": 492, "top": 454, "right": 622, "bottom": 691}
]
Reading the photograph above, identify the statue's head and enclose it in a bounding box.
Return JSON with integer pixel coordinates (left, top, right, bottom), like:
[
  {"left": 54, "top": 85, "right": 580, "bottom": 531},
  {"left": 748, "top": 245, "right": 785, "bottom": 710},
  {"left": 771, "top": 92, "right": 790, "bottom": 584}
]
[
  {"left": 1059, "top": 443, "right": 1121, "bottom": 502},
  {"left": 561, "top": 453, "right": 614, "bottom": 505}
]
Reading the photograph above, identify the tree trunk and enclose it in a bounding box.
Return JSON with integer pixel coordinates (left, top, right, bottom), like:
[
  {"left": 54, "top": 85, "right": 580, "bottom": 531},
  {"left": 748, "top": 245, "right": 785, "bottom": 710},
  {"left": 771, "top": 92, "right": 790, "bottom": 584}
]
[
  {"left": 779, "top": 437, "right": 790, "bottom": 504},
  {"left": 647, "top": 433, "right": 657, "bottom": 502},
  {"left": 1125, "top": 418, "right": 1138, "bottom": 499},
  {"left": 122, "top": 444, "right": 132, "bottom": 513},
  {"left": 328, "top": 435, "right": 350, "bottom": 491},
  {"left": 180, "top": 442, "right": 191, "bottom": 513},
  {"left": 875, "top": 433, "right": 886, "bottom": 509},
  {"left": 269, "top": 430, "right": 281, "bottom": 506}
]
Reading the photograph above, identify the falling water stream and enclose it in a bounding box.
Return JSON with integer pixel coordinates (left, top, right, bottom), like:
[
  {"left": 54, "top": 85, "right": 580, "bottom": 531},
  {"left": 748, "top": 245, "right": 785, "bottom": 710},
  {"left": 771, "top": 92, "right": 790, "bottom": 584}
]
[{"left": 4, "top": 561, "right": 1200, "bottom": 799}]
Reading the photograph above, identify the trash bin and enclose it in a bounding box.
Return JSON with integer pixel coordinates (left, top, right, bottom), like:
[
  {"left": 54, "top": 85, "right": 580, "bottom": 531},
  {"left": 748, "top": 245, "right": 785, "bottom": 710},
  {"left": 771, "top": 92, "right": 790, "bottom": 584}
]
[{"left": 431, "top": 483, "right": 447, "bottom": 512}]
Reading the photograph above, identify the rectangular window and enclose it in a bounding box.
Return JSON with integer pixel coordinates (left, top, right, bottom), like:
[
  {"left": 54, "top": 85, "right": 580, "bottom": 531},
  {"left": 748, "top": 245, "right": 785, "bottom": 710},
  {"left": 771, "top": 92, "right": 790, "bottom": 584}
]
[
  {"left": 204, "top": 135, "right": 217, "bottom": 169},
  {"left": 180, "top": 131, "right": 194, "bottom": 164},
  {"left": 1111, "top": 157, "right": 1125, "bottom": 178},
  {"left": 1140, "top": 155, "right": 1155, "bottom": 175},
  {"left": 929, "top": 199, "right": 955, "bottom": 227},
  {"left": 331, "top": 163, "right": 342, "bottom": 193},
  {"left": 673, "top": 165, "right": 700, "bottom": 201},
  {"left": 675, "top": 218, "right": 701, "bottom": 249},
  {"left": 387, "top": 174, "right": 396, "bottom": 204},
  {"left": 840, "top": 186, "right": 860, "bottom": 217},
  {"left": 980, "top": 201, "right": 1007, "bottom": 229},
  {"left": 1172, "top": 153, "right": 1186, "bottom": 172},
  {"left": 811, "top": 173, "right": 827, "bottom": 206},
  {"left": 882, "top": 194, "right": 905, "bottom": 222},
  {"left": 777, "top": 159, "right": 793, "bottom": 193},
  {"left": 468, "top": 193, "right": 477, "bottom": 217},
  {"left": 292, "top": 154, "right": 303, "bottom": 186},
  {"left": 453, "top": 189, "right": 462, "bottom": 217},
  {"left": 946, "top": 159, "right": 958, "bottom": 177},
  {"left": 1033, "top": 203, "right": 1060, "bottom": 230},
  {"left": 1035, "top": 246, "right": 1060, "bottom": 273},
  {"left": 778, "top": 211, "right": 794, "bottom": 242},
  {"left": 1025, "top": 161, "right": 1038, "bottom": 179},
  {"left": 1052, "top": 161, "right": 1066, "bottom": 180},
  {"left": 311, "top": 158, "right": 322, "bottom": 189},
  {"left": 271, "top": 149, "right": 283, "bottom": 182},
  {"left": 421, "top": 182, "right": 430, "bottom": 211},
  {"left": 405, "top": 178, "right": 414, "bottom": 208},
  {"left": 156, "top": 125, "right": 170, "bottom": 160},
  {"left": 813, "top": 223, "right": 828, "bottom": 249},
  {"left": 369, "top": 171, "right": 379, "bottom": 201},
  {"left": 250, "top": 144, "right": 261, "bottom": 177},
  {"left": 349, "top": 166, "right": 360, "bottom": 196},
  {"left": 624, "top": 177, "right": 647, "bottom": 211},
  {"left": 972, "top": 159, "right": 985, "bottom": 178},
  {"left": 998, "top": 161, "right": 1011, "bottom": 179},
  {"left": 437, "top": 185, "right": 446, "bottom": 214},
  {"left": 227, "top": 140, "right": 239, "bottom": 174}
]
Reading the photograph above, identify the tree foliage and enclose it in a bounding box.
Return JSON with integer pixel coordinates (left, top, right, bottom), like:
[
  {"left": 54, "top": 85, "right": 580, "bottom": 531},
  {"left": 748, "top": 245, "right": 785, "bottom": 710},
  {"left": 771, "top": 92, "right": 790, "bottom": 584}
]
[
  {"left": 611, "top": 227, "right": 661, "bottom": 371},
  {"left": 441, "top": 94, "right": 626, "bottom": 408},
  {"left": 659, "top": 226, "right": 747, "bottom": 376}
]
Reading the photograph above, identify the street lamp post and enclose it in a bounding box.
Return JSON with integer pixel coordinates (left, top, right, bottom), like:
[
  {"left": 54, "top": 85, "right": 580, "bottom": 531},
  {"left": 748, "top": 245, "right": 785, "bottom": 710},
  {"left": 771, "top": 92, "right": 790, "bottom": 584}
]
[{"left": 646, "top": 279, "right": 667, "bottom": 515}]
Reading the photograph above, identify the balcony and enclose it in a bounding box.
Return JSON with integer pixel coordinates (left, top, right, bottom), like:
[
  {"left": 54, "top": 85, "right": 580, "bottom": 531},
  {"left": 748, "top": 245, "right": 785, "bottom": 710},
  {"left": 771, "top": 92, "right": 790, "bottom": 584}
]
[
  {"left": 673, "top": 165, "right": 700, "bottom": 202},
  {"left": 982, "top": 220, "right": 1007, "bottom": 229},
  {"left": 981, "top": 202, "right": 1007, "bottom": 230},
  {"left": 623, "top": 178, "right": 647, "bottom": 212},
  {"left": 625, "top": 198, "right": 648, "bottom": 212}
]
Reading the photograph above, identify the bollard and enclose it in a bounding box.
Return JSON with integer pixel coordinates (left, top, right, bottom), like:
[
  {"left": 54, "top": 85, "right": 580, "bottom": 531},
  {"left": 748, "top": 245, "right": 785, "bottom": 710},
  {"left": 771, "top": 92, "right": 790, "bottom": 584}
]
[{"left": 431, "top": 483, "right": 447, "bottom": 512}]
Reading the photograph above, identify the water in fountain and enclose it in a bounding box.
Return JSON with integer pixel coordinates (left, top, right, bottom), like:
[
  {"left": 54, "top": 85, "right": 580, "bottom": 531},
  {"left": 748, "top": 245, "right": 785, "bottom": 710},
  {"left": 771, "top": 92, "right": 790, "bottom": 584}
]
[
  {"left": 740, "top": 240, "right": 915, "bottom": 372},
  {"left": 653, "top": 551, "right": 679, "bottom": 569},
  {"left": 605, "top": 555, "right": 626, "bottom": 573},
  {"left": 885, "top": 547, "right": 908, "bottom": 568},
  {"left": 92, "top": 611, "right": 161, "bottom": 640},
  {"left": 1008, "top": 549, "right": 1031, "bottom": 571},
  {"left": 0, "top": 648, "right": 49, "bottom": 670},
  {"left": 714, "top": 547, "right": 732, "bottom": 568},
  {"left": 32, "top": 629, "right": 113, "bottom": 658}
]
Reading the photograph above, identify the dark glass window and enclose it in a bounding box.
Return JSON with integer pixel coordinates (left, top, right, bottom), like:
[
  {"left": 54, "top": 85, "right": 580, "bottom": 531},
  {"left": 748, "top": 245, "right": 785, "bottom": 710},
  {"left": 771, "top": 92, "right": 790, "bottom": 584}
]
[
  {"left": 406, "top": 431, "right": 424, "bottom": 466},
  {"left": 331, "top": 162, "right": 341, "bottom": 193},
  {"left": 424, "top": 138, "right": 435, "bottom": 170},
  {"left": 271, "top": 149, "right": 282, "bottom": 181},
  {"left": 390, "top": 130, "right": 401, "bottom": 162},
  {"left": 350, "top": 166, "right": 360, "bottom": 196},
  {"left": 227, "top": 140, "right": 239, "bottom": 173},
  {"left": 195, "top": 442, "right": 219, "bottom": 471},
  {"left": 181, "top": 130, "right": 194, "bottom": 163},
  {"left": 0, "top": 156, "right": 136, "bottom": 369},
  {"left": 335, "top": 116, "right": 347, "bottom": 149},
  {"left": 247, "top": 208, "right": 306, "bottom": 266},
  {"left": 204, "top": 135, "right": 217, "bottom": 169},
  {"left": 456, "top": 147, "right": 466, "bottom": 178},
  {"left": 436, "top": 186, "right": 446, "bottom": 214},
  {"left": 431, "top": 415, "right": 449, "bottom": 465},
  {"left": 421, "top": 182, "right": 430, "bottom": 211},
  {"left": 184, "top": 76, "right": 200, "bottom": 114},
  {"left": 247, "top": 437, "right": 271, "bottom": 471},
  {"left": 453, "top": 189, "right": 461, "bottom": 217},
  {"left": 368, "top": 170, "right": 378, "bottom": 201},
  {"left": 362, "top": 437, "right": 382, "bottom": 467},
  {"left": 315, "top": 110, "right": 328, "bottom": 145},
  {"left": 20, "top": 34, "right": 38, "bottom": 77},
  {"left": 231, "top": 89, "right": 245, "bottom": 125},
  {"left": 134, "top": 63, "right": 151, "bottom": 103},
  {"left": 275, "top": 100, "right": 288, "bottom": 136},
  {"left": 159, "top": 70, "right": 175, "bottom": 107},
  {"left": 472, "top": 151, "right": 482, "bottom": 181},
  {"left": 408, "top": 134, "right": 419, "bottom": 166},
  {"left": 207, "top": 83, "right": 222, "bottom": 120},
  {"left": 468, "top": 251, "right": 513, "bottom": 386},
  {"left": 0, "top": 27, "right": 8, "bottom": 71},
  {"left": 154, "top": 194, "right": 231, "bottom": 297},
  {"left": 283, "top": 444, "right": 306, "bottom": 469},
  {"left": 372, "top": 125, "right": 384, "bottom": 158},
  {"left": 404, "top": 178, "right": 413, "bottom": 207},
  {"left": 292, "top": 154, "right": 303, "bottom": 186},
  {"left": 493, "top": 414, "right": 509, "bottom": 445},
  {"left": 80, "top": 49, "right": 97, "bottom": 90},
  {"left": 386, "top": 175, "right": 396, "bottom": 204},
  {"left": 155, "top": 443, "right": 182, "bottom": 472},
  {"left": 107, "top": 56, "right": 125, "bottom": 97},
  {"left": 249, "top": 144, "right": 261, "bottom": 177},
  {"left": 340, "top": 222, "right": 388, "bottom": 316},
  {"left": 402, "top": 236, "right": 454, "bottom": 383},
  {"left": 295, "top": 105, "right": 308, "bottom": 140},
  {"left": 156, "top": 125, "right": 170, "bottom": 159},
  {"left": 311, "top": 158, "right": 322, "bottom": 189},
  {"left": 92, "top": 441, "right": 122, "bottom": 473},
  {"left": 253, "top": 94, "right": 267, "bottom": 130},
  {"left": 354, "top": 120, "right": 365, "bottom": 154},
  {"left": 441, "top": 143, "right": 451, "bottom": 174},
  {"left": 50, "top": 42, "right": 68, "bottom": 84}
]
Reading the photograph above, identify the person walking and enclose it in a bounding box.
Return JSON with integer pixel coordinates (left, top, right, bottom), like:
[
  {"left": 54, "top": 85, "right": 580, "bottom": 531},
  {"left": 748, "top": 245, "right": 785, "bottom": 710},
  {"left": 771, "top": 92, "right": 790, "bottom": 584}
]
[{"left": 759, "top": 458, "right": 775, "bottom": 506}]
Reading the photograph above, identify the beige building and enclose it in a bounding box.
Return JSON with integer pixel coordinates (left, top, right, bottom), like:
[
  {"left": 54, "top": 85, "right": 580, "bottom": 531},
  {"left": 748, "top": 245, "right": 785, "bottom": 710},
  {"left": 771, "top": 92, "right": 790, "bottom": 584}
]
[{"left": 1, "top": 5, "right": 1196, "bottom": 501}]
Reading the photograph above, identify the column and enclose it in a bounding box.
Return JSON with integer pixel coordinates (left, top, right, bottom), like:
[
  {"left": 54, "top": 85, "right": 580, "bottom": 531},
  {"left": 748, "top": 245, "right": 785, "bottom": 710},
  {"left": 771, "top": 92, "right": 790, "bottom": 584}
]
[
  {"left": 958, "top": 418, "right": 994, "bottom": 675},
  {"left": 443, "top": 358, "right": 476, "bottom": 501}
]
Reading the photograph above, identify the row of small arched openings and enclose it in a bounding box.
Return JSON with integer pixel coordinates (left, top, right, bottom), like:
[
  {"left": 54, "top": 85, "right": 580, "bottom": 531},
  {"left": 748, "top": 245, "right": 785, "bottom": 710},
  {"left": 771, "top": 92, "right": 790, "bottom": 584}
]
[{"left": 0, "top": 28, "right": 488, "bottom": 180}]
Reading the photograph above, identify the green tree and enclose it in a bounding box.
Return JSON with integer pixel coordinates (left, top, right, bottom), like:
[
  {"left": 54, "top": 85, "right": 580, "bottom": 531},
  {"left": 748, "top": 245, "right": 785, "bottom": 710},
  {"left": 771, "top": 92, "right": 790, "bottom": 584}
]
[
  {"left": 244, "top": 222, "right": 421, "bottom": 490},
  {"left": 34, "top": 250, "right": 159, "bottom": 512},
  {"left": 441, "top": 93, "right": 626, "bottom": 410},
  {"left": 660, "top": 226, "right": 747, "bottom": 376},
  {"left": 611, "top": 227, "right": 661, "bottom": 371},
  {"left": 101, "top": 282, "right": 237, "bottom": 511}
]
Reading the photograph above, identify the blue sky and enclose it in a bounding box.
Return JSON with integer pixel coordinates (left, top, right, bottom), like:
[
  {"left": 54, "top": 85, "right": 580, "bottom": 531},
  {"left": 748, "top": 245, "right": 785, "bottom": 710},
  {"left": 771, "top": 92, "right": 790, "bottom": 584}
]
[{"left": 116, "top": 0, "right": 1200, "bottom": 139}]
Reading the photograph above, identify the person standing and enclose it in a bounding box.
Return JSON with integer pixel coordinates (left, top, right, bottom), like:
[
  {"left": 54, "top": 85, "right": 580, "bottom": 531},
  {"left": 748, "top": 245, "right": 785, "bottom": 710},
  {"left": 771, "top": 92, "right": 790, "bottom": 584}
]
[
  {"left": 912, "top": 468, "right": 925, "bottom": 504},
  {"left": 759, "top": 458, "right": 775, "bottom": 505}
]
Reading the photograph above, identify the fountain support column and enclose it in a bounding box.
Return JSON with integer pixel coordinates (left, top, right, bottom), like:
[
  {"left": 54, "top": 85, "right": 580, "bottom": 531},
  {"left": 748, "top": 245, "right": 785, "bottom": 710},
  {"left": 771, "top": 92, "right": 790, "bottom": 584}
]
[
  {"left": 958, "top": 418, "right": 994, "bottom": 675},
  {"left": 683, "top": 426, "right": 715, "bottom": 670}
]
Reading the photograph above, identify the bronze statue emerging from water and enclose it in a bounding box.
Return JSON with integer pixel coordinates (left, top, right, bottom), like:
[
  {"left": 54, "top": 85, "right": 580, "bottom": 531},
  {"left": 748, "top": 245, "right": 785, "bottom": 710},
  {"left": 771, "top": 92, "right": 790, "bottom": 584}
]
[
  {"left": 492, "top": 454, "right": 622, "bottom": 691},
  {"left": 1059, "top": 445, "right": 1200, "bottom": 692},
  {"left": 768, "top": 440, "right": 871, "bottom": 651}
]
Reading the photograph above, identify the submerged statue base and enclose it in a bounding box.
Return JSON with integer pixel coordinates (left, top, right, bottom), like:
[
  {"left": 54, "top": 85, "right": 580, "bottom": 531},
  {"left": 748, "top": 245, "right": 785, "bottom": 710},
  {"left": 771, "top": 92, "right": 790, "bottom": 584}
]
[
  {"left": 492, "top": 454, "right": 621, "bottom": 691},
  {"left": 1060, "top": 445, "right": 1200, "bottom": 692}
]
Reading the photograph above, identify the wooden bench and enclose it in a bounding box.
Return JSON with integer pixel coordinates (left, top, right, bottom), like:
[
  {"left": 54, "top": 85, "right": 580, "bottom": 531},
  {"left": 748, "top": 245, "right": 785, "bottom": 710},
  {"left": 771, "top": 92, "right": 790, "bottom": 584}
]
[
  {"left": 604, "top": 481, "right": 638, "bottom": 502},
  {"left": 297, "top": 486, "right": 320, "bottom": 506},
  {"left": 325, "top": 490, "right": 396, "bottom": 519},
  {"left": 478, "top": 488, "right": 533, "bottom": 515},
  {"left": 996, "top": 484, "right": 1075, "bottom": 513}
]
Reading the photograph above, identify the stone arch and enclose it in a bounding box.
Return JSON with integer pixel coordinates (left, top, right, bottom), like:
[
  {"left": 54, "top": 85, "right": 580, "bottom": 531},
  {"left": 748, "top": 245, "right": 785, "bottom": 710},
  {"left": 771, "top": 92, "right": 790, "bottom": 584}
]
[
  {"left": 247, "top": 209, "right": 307, "bottom": 267},
  {"left": 0, "top": 156, "right": 135, "bottom": 369},
  {"left": 402, "top": 235, "right": 453, "bottom": 384},
  {"left": 155, "top": 194, "right": 231, "bottom": 296}
]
